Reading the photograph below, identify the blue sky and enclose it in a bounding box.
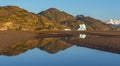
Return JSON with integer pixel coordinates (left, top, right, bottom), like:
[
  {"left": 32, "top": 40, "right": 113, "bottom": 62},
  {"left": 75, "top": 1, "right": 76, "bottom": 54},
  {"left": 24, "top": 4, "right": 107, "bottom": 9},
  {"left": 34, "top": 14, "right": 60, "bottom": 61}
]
[{"left": 0, "top": 0, "right": 120, "bottom": 20}]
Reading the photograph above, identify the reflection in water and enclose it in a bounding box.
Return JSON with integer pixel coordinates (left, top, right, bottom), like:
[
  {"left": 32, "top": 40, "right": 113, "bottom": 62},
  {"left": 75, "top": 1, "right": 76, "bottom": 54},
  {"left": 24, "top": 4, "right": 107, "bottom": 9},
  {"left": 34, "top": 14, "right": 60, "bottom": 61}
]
[
  {"left": 0, "top": 40, "right": 39, "bottom": 56},
  {"left": 66, "top": 35, "right": 120, "bottom": 54},
  {"left": 37, "top": 38, "right": 72, "bottom": 54},
  {"left": 79, "top": 34, "right": 86, "bottom": 39},
  {"left": 0, "top": 33, "right": 120, "bottom": 56},
  {"left": 0, "top": 38, "right": 72, "bottom": 56}
]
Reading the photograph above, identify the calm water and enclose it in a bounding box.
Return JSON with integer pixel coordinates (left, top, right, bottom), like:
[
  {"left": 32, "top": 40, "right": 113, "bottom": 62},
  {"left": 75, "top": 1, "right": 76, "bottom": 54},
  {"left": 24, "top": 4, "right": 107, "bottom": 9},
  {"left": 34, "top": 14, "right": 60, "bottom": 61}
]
[{"left": 0, "top": 34, "right": 120, "bottom": 66}]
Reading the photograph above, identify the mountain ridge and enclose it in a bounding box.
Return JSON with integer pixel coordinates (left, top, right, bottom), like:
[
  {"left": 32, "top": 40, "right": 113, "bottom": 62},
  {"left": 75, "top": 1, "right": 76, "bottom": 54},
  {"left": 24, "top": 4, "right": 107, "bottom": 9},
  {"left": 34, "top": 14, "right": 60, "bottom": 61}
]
[{"left": 0, "top": 6, "right": 119, "bottom": 31}]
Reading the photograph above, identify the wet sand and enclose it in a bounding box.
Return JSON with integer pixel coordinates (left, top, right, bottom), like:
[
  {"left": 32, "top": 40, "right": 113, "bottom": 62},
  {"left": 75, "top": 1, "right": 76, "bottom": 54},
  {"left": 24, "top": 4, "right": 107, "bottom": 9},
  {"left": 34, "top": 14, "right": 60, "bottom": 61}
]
[
  {"left": 0, "top": 30, "right": 120, "bottom": 45},
  {"left": 0, "top": 30, "right": 36, "bottom": 50},
  {"left": 37, "top": 31, "right": 120, "bottom": 36},
  {"left": 0, "top": 30, "right": 120, "bottom": 54},
  {"left": 0, "top": 30, "right": 120, "bottom": 43}
]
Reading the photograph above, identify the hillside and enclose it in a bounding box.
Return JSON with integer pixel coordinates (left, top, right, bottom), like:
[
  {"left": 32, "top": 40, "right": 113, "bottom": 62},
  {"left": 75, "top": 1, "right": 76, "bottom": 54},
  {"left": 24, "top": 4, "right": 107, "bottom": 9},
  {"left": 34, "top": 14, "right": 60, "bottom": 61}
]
[
  {"left": 38, "top": 8, "right": 75, "bottom": 23},
  {"left": 39, "top": 8, "right": 120, "bottom": 31},
  {"left": 0, "top": 6, "right": 119, "bottom": 31},
  {"left": 0, "top": 6, "right": 43, "bottom": 31},
  {"left": 38, "top": 8, "right": 73, "bottom": 30}
]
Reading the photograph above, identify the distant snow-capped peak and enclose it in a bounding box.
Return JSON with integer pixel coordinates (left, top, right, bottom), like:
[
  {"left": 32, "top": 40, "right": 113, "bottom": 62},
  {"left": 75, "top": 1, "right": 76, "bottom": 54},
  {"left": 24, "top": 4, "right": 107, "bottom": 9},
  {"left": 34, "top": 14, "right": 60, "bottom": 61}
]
[{"left": 106, "top": 19, "right": 120, "bottom": 25}]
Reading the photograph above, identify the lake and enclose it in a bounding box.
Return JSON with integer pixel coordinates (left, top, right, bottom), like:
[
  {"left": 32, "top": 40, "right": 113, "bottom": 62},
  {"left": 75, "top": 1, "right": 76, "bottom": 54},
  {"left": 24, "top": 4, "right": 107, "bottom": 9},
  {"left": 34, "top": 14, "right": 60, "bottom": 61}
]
[{"left": 0, "top": 31, "right": 120, "bottom": 66}]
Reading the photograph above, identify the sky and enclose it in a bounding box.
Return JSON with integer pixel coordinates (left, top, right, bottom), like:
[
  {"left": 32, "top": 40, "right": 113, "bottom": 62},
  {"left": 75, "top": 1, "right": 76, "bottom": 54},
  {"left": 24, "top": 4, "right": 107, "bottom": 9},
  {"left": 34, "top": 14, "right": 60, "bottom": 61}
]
[{"left": 0, "top": 0, "right": 120, "bottom": 20}]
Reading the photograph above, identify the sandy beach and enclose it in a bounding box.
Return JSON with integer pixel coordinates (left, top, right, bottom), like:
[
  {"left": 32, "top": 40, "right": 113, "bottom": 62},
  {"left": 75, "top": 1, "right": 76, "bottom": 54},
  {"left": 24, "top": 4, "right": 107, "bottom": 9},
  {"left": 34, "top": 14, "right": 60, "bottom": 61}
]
[{"left": 0, "top": 30, "right": 36, "bottom": 50}]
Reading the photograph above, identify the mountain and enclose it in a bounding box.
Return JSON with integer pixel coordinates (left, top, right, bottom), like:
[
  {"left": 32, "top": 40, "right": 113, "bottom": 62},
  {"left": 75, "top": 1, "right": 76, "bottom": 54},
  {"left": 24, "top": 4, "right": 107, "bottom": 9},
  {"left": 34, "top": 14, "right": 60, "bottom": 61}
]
[
  {"left": 76, "top": 15, "right": 120, "bottom": 31},
  {"left": 75, "top": 15, "right": 110, "bottom": 31},
  {"left": 0, "top": 6, "right": 119, "bottom": 31},
  {"left": 38, "top": 8, "right": 74, "bottom": 30},
  {"left": 0, "top": 6, "right": 43, "bottom": 31},
  {"left": 0, "top": 6, "right": 63, "bottom": 31},
  {"left": 38, "top": 8, "right": 75, "bottom": 23},
  {"left": 37, "top": 15, "right": 58, "bottom": 31},
  {"left": 106, "top": 19, "right": 120, "bottom": 25},
  {"left": 39, "top": 8, "right": 120, "bottom": 31}
]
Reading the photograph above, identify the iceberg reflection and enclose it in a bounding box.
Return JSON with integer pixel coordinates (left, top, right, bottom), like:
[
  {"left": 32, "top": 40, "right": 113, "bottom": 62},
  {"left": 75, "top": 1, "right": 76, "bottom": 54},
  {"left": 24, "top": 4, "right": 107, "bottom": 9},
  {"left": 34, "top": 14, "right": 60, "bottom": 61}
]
[{"left": 79, "top": 34, "right": 86, "bottom": 39}]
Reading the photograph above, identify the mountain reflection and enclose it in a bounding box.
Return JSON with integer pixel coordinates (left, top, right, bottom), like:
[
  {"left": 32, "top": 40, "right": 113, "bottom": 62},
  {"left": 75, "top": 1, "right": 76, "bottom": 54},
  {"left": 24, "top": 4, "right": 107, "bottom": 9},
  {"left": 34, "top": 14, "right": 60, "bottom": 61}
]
[
  {"left": 0, "top": 33, "right": 120, "bottom": 56},
  {"left": 66, "top": 35, "right": 120, "bottom": 54},
  {"left": 0, "top": 38, "right": 72, "bottom": 56},
  {"left": 0, "top": 40, "right": 38, "bottom": 56},
  {"left": 37, "top": 38, "right": 72, "bottom": 54}
]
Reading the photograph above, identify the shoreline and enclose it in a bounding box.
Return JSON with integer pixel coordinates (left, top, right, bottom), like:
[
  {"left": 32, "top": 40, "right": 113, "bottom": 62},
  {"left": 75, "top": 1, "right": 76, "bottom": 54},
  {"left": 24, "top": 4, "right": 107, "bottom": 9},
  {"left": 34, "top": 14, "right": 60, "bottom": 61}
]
[
  {"left": 36, "top": 31, "right": 120, "bottom": 37},
  {"left": 0, "top": 30, "right": 120, "bottom": 54}
]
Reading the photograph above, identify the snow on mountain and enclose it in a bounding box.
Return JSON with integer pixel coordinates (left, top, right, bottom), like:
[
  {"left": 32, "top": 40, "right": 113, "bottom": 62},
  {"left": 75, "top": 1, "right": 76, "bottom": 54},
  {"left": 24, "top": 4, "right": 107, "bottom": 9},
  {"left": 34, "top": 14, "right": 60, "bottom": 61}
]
[{"left": 106, "top": 19, "right": 120, "bottom": 25}]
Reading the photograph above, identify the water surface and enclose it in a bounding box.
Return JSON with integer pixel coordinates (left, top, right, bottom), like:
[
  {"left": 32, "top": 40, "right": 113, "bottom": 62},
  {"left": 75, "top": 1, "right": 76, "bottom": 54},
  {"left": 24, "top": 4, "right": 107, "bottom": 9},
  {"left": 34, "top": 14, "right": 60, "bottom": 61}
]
[{"left": 0, "top": 31, "right": 120, "bottom": 66}]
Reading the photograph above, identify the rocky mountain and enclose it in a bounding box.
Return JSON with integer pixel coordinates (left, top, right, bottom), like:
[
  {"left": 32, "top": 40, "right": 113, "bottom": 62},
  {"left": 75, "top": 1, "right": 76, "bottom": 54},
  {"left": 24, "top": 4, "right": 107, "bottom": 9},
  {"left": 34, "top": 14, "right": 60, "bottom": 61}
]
[
  {"left": 0, "top": 6, "right": 119, "bottom": 31},
  {"left": 38, "top": 8, "right": 74, "bottom": 30},
  {"left": 106, "top": 19, "right": 120, "bottom": 29},
  {"left": 37, "top": 15, "right": 58, "bottom": 31},
  {"left": 38, "top": 8, "right": 75, "bottom": 23},
  {"left": 75, "top": 15, "right": 120, "bottom": 31},
  {"left": 75, "top": 15, "right": 110, "bottom": 31},
  {"left": 38, "top": 8, "right": 120, "bottom": 31},
  {"left": 0, "top": 6, "right": 43, "bottom": 31},
  {"left": 106, "top": 19, "right": 120, "bottom": 25},
  {"left": 0, "top": 6, "right": 64, "bottom": 31}
]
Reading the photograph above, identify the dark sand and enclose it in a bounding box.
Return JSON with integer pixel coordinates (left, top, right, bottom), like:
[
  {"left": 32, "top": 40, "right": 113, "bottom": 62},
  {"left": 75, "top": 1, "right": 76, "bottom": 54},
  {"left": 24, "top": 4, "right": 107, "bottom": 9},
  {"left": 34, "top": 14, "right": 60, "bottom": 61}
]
[
  {"left": 37, "top": 31, "right": 120, "bottom": 36},
  {"left": 0, "top": 30, "right": 120, "bottom": 44},
  {"left": 0, "top": 30, "right": 36, "bottom": 50},
  {"left": 1, "top": 30, "right": 120, "bottom": 43}
]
